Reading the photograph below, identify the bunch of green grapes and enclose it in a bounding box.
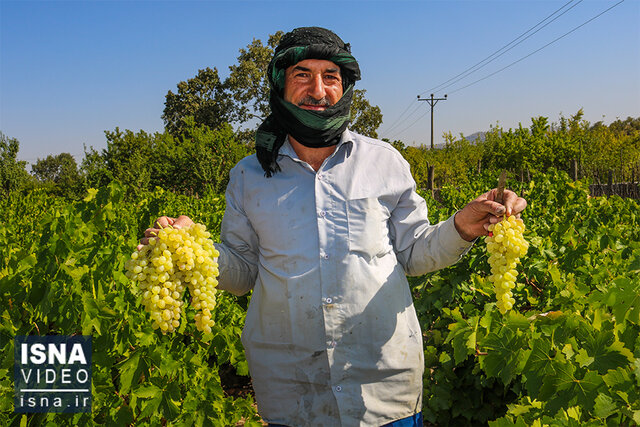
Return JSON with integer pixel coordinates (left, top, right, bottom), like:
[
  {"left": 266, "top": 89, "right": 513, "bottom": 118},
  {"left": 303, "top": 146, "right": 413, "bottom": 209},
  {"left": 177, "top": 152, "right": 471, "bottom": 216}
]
[
  {"left": 125, "top": 223, "right": 220, "bottom": 334},
  {"left": 485, "top": 215, "right": 529, "bottom": 314}
]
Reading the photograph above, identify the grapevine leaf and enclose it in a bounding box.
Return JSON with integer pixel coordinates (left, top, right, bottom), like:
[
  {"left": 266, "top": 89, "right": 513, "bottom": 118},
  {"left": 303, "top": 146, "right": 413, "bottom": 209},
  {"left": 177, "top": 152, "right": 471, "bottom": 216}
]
[
  {"left": 133, "top": 383, "right": 162, "bottom": 399},
  {"left": 602, "top": 367, "right": 631, "bottom": 389},
  {"left": 505, "top": 311, "right": 530, "bottom": 330},
  {"left": 575, "top": 348, "right": 594, "bottom": 368},
  {"left": 604, "top": 278, "right": 640, "bottom": 325},
  {"left": 522, "top": 338, "right": 554, "bottom": 374},
  {"left": 119, "top": 350, "right": 142, "bottom": 395},
  {"left": 488, "top": 416, "right": 529, "bottom": 427},
  {"left": 160, "top": 382, "right": 182, "bottom": 419},
  {"left": 158, "top": 353, "right": 181, "bottom": 376},
  {"left": 592, "top": 393, "right": 617, "bottom": 419},
  {"left": 138, "top": 393, "right": 162, "bottom": 420},
  {"left": 81, "top": 293, "right": 102, "bottom": 335},
  {"left": 580, "top": 328, "right": 633, "bottom": 374},
  {"left": 633, "top": 358, "right": 640, "bottom": 387},
  {"left": 113, "top": 404, "right": 134, "bottom": 425},
  {"left": 480, "top": 328, "right": 524, "bottom": 385}
]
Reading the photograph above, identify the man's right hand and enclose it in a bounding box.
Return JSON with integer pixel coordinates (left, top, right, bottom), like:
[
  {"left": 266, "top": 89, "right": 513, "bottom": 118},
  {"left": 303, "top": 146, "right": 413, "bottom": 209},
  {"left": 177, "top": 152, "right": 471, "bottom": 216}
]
[{"left": 137, "top": 215, "right": 194, "bottom": 250}]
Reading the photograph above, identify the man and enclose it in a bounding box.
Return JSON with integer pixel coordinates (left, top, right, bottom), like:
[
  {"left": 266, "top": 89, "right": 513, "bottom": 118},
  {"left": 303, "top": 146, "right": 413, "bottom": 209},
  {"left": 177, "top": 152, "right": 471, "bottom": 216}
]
[{"left": 141, "top": 27, "right": 526, "bottom": 426}]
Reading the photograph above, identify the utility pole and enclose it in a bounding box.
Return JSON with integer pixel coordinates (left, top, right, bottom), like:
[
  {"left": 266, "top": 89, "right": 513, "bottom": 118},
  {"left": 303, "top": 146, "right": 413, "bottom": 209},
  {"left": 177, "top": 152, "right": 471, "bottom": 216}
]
[{"left": 417, "top": 94, "right": 447, "bottom": 149}]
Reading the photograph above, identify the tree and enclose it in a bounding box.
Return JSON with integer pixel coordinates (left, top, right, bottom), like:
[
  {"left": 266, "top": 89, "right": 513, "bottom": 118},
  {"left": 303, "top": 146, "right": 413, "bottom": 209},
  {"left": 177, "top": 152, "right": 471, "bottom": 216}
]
[
  {"left": 349, "top": 89, "right": 383, "bottom": 138},
  {"left": 31, "top": 153, "right": 82, "bottom": 197},
  {"left": 0, "top": 132, "right": 31, "bottom": 195},
  {"left": 162, "top": 67, "right": 234, "bottom": 136},
  {"left": 226, "top": 32, "right": 284, "bottom": 125},
  {"left": 31, "top": 153, "right": 79, "bottom": 183}
]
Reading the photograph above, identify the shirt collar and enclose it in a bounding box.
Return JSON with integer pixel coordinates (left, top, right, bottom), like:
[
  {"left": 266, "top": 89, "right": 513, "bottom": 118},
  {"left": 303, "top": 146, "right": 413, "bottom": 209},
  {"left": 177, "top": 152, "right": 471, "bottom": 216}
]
[{"left": 279, "top": 129, "right": 354, "bottom": 161}]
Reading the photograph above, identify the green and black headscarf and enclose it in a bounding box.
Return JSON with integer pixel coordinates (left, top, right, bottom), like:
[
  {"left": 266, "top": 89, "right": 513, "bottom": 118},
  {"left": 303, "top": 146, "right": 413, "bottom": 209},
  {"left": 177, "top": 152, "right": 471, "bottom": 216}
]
[{"left": 256, "top": 27, "right": 361, "bottom": 177}]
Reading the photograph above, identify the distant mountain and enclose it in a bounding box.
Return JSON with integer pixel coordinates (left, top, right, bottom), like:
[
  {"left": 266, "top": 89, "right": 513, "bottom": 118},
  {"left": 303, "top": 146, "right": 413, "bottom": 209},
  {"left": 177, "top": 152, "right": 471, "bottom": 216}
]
[{"left": 464, "top": 131, "right": 486, "bottom": 142}]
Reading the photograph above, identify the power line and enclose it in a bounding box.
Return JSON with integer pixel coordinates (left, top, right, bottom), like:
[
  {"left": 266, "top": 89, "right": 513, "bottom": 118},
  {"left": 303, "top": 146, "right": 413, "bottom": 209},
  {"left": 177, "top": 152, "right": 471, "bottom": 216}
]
[
  {"left": 386, "top": 0, "right": 626, "bottom": 141},
  {"left": 422, "top": 0, "right": 583, "bottom": 95},
  {"left": 385, "top": 0, "right": 582, "bottom": 139},
  {"left": 380, "top": 101, "right": 423, "bottom": 137},
  {"left": 386, "top": 105, "right": 431, "bottom": 141},
  {"left": 447, "top": 0, "right": 626, "bottom": 95}
]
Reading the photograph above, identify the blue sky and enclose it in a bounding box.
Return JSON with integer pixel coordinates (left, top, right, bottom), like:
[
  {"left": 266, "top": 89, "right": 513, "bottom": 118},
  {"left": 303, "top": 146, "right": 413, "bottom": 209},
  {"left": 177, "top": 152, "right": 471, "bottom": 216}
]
[{"left": 2, "top": 0, "right": 639, "bottom": 166}]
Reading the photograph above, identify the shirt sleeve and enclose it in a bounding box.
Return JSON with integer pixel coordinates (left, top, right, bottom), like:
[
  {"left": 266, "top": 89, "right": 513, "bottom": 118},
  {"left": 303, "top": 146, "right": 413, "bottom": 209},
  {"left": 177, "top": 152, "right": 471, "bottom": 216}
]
[
  {"left": 390, "top": 167, "right": 475, "bottom": 277},
  {"left": 214, "top": 165, "right": 259, "bottom": 296}
]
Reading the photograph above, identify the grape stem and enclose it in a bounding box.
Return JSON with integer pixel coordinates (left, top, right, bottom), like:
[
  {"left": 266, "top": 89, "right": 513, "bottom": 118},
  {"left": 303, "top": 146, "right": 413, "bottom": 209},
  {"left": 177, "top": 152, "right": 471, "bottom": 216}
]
[
  {"left": 524, "top": 276, "right": 543, "bottom": 294},
  {"left": 475, "top": 345, "right": 488, "bottom": 356}
]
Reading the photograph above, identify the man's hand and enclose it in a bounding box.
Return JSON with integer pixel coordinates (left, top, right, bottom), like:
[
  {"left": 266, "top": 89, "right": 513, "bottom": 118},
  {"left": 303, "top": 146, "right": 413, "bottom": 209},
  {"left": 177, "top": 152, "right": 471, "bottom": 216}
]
[
  {"left": 137, "top": 215, "right": 194, "bottom": 250},
  {"left": 453, "top": 189, "right": 527, "bottom": 242}
]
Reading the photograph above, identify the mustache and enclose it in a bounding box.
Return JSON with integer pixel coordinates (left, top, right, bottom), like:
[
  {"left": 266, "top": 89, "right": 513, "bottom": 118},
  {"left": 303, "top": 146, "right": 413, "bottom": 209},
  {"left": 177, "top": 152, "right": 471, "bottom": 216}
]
[{"left": 297, "top": 96, "right": 331, "bottom": 107}]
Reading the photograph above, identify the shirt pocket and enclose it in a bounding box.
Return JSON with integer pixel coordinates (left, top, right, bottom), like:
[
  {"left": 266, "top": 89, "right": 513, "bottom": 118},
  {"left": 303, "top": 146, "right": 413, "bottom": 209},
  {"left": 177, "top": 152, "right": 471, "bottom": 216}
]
[{"left": 346, "top": 197, "right": 390, "bottom": 259}]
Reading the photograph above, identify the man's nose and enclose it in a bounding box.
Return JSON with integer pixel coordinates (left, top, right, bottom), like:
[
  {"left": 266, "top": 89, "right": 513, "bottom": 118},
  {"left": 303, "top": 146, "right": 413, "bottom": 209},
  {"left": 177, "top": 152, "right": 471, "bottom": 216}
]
[{"left": 307, "top": 74, "right": 326, "bottom": 99}]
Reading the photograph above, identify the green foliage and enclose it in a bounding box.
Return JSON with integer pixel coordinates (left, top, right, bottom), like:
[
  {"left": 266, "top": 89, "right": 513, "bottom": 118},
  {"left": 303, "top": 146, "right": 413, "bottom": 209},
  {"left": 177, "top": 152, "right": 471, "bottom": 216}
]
[
  {"left": 480, "top": 110, "right": 640, "bottom": 183},
  {"left": 398, "top": 111, "right": 639, "bottom": 190},
  {"left": 2, "top": 167, "right": 639, "bottom": 425},
  {"left": 162, "top": 67, "right": 234, "bottom": 137},
  {"left": 349, "top": 89, "right": 383, "bottom": 138},
  {"left": 30, "top": 153, "right": 82, "bottom": 197},
  {"left": 0, "top": 132, "right": 31, "bottom": 196},
  {"left": 400, "top": 134, "right": 483, "bottom": 189},
  {"left": 0, "top": 183, "right": 259, "bottom": 425},
  {"left": 412, "top": 169, "right": 640, "bottom": 425},
  {"left": 226, "top": 32, "right": 284, "bottom": 125},
  {"left": 81, "top": 120, "right": 248, "bottom": 196}
]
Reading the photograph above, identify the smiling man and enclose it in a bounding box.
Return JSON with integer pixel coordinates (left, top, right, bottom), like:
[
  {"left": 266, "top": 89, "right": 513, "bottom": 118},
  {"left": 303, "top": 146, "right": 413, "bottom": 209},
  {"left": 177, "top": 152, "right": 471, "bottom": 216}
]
[{"left": 143, "top": 27, "right": 526, "bottom": 426}]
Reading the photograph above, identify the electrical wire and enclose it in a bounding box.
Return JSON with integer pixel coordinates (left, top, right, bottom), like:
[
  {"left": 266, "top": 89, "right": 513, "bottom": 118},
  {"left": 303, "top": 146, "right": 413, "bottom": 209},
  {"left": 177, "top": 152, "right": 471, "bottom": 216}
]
[
  {"left": 422, "top": 0, "right": 583, "bottom": 95},
  {"left": 385, "top": 0, "right": 580, "bottom": 139},
  {"left": 447, "top": 0, "right": 626, "bottom": 95},
  {"left": 386, "top": 0, "right": 626, "bottom": 141},
  {"left": 380, "top": 100, "right": 423, "bottom": 137}
]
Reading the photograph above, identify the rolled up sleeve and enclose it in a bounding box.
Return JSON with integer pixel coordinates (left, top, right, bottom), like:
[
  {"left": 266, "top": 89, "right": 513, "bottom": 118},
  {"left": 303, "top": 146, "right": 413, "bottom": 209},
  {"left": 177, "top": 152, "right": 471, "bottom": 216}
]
[{"left": 391, "top": 179, "right": 475, "bottom": 277}]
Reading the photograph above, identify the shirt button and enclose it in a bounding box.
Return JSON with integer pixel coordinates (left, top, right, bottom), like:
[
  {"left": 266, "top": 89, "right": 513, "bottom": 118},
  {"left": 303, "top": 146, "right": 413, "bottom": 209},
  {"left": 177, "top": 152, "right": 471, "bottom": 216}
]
[
  {"left": 319, "top": 210, "right": 326, "bottom": 217},
  {"left": 335, "top": 385, "right": 342, "bottom": 392},
  {"left": 325, "top": 297, "right": 333, "bottom": 304}
]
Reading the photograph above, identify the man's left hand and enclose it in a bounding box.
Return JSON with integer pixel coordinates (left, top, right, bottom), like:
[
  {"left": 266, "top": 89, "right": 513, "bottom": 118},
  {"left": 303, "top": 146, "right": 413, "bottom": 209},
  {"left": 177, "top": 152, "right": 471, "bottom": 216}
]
[{"left": 453, "top": 189, "right": 527, "bottom": 242}]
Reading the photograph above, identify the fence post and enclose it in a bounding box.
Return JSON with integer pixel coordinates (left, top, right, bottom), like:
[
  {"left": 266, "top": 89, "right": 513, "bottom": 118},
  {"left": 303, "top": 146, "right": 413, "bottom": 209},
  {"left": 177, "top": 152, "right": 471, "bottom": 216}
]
[
  {"left": 571, "top": 159, "right": 578, "bottom": 181},
  {"left": 428, "top": 165, "right": 435, "bottom": 198},
  {"left": 608, "top": 170, "right": 614, "bottom": 196}
]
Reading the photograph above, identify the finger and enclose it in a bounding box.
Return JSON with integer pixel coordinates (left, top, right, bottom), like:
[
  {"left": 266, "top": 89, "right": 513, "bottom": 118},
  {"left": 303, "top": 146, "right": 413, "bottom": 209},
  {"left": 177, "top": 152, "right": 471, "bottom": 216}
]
[
  {"left": 488, "top": 215, "right": 504, "bottom": 224},
  {"left": 144, "top": 228, "right": 160, "bottom": 238},
  {"left": 154, "top": 216, "right": 175, "bottom": 229},
  {"left": 173, "top": 215, "right": 194, "bottom": 230},
  {"left": 482, "top": 199, "right": 506, "bottom": 216},
  {"left": 503, "top": 193, "right": 527, "bottom": 217}
]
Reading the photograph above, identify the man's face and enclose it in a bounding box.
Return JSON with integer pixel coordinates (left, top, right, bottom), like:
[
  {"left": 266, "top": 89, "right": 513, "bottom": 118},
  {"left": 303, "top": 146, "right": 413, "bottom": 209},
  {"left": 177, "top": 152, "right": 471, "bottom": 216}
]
[{"left": 283, "top": 59, "right": 343, "bottom": 111}]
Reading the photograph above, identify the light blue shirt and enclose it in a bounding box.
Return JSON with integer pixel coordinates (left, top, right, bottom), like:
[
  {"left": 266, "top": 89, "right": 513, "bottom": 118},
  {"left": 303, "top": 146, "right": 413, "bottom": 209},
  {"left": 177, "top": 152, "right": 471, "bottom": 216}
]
[{"left": 215, "top": 130, "right": 473, "bottom": 426}]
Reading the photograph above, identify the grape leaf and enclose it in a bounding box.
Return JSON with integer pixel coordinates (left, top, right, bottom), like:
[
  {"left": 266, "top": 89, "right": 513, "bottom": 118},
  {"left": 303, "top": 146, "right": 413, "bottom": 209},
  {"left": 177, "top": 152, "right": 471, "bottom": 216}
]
[
  {"left": 480, "top": 328, "right": 525, "bottom": 385},
  {"left": 592, "top": 393, "right": 617, "bottom": 419}
]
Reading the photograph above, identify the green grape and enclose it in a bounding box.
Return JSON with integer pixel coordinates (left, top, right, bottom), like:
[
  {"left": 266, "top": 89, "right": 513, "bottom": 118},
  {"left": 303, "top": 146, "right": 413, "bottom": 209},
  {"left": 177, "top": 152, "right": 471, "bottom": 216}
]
[
  {"left": 126, "top": 223, "right": 220, "bottom": 334},
  {"left": 485, "top": 215, "right": 529, "bottom": 314}
]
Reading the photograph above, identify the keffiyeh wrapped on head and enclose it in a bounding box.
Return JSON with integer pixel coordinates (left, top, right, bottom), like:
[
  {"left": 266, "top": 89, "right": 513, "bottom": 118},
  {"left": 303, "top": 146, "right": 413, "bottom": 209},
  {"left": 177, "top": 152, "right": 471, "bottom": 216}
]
[{"left": 256, "top": 27, "right": 361, "bottom": 177}]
